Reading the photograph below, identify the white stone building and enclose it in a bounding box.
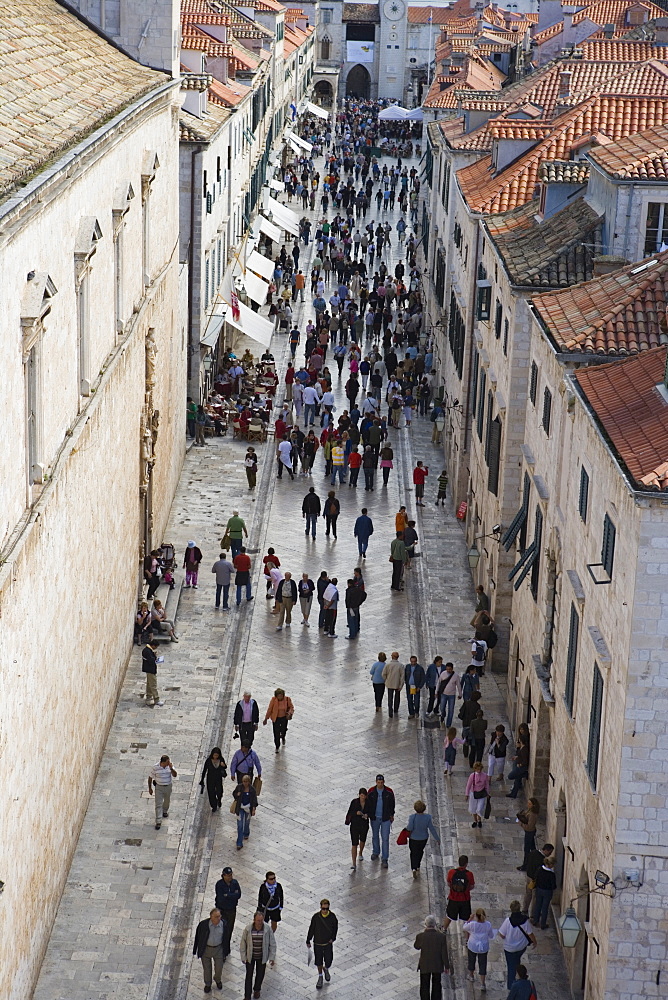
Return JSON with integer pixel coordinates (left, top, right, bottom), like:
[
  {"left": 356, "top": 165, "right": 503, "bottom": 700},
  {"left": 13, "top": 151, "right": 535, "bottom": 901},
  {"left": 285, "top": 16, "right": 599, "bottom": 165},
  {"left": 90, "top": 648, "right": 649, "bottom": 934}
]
[{"left": 0, "top": 3, "right": 184, "bottom": 998}]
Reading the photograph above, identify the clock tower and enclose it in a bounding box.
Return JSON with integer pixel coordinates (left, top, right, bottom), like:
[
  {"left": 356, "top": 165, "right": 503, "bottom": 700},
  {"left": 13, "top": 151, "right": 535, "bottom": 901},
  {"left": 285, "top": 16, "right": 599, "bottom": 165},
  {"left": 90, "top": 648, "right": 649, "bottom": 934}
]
[{"left": 379, "top": 0, "right": 408, "bottom": 102}]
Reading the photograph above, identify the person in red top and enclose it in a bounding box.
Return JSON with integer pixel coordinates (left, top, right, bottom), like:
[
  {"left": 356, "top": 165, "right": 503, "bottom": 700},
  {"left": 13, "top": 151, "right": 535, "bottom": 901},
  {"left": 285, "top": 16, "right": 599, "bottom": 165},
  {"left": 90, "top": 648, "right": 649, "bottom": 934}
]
[
  {"left": 262, "top": 548, "right": 280, "bottom": 600},
  {"left": 233, "top": 548, "right": 253, "bottom": 605},
  {"left": 275, "top": 417, "right": 287, "bottom": 441},
  {"left": 413, "top": 462, "right": 429, "bottom": 507},
  {"left": 285, "top": 365, "right": 295, "bottom": 401},
  {"left": 348, "top": 447, "right": 363, "bottom": 488},
  {"left": 444, "top": 855, "right": 475, "bottom": 929}
]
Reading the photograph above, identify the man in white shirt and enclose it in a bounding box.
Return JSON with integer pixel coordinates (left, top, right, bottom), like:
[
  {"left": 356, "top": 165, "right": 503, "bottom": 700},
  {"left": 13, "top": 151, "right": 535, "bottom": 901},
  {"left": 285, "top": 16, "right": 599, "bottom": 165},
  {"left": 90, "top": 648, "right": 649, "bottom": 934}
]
[
  {"left": 361, "top": 394, "right": 379, "bottom": 416},
  {"left": 303, "top": 385, "right": 319, "bottom": 427},
  {"left": 277, "top": 438, "right": 294, "bottom": 480},
  {"left": 322, "top": 577, "right": 339, "bottom": 638},
  {"left": 148, "top": 755, "right": 177, "bottom": 830}
]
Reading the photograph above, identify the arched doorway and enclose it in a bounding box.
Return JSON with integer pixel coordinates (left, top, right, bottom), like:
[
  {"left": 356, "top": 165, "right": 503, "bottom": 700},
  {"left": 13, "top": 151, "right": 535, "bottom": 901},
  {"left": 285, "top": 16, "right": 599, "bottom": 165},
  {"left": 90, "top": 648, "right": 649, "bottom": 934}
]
[
  {"left": 314, "top": 80, "right": 334, "bottom": 107},
  {"left": 346, "top": 64, "right": 371, "bottom": 99}
]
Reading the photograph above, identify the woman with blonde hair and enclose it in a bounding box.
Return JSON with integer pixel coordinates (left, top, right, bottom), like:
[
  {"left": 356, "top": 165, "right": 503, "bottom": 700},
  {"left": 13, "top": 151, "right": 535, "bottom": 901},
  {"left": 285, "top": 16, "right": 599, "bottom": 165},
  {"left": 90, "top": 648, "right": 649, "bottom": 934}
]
[
  {"left": 151, "top": 599, "right": 178, "bottom": 641},
  {"left": 405, "top": 799, "right": 440, "bottom": 877},
  {"left": 517, "top": 797, "right": 540, "bottom": 871},
  {"left": 463, "top": 908, "right": 494, "bottom": 992},
  {"left": 465, "top": 761, "right": 490, "bottom": 829}
]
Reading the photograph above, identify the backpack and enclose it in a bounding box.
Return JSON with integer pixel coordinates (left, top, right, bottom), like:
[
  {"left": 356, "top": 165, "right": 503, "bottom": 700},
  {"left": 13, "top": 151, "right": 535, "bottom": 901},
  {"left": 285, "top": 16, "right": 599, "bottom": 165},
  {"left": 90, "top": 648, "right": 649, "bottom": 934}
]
[
  {"left": 450, "top": 868, "right": 468, "bottom": 894},
  {"left": 487, "top": 628, "right": 498, "bottom": 649},
  {"left": 529, "top": 982, "right": 538, "bottom": 1000},
  {"left": 473, "top": 641, "right": 486, "bottom": 662}
]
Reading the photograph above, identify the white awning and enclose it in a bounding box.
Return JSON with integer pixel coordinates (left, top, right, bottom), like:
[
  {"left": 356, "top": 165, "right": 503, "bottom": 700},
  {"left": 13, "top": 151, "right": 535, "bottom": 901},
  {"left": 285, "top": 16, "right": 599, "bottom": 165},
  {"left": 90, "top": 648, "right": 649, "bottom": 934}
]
[
  {"left": 269, "top": 177, "right": 285, "bottom": 191},
  {"left": 267, "top": 196, "right": 300, "bottom": 237},
  {"left": 287, "top": 136, "right": 302, "bottom": 155},
  {"left": 247, "top": 249, "right": 275, "bottom": 282},
  {"left": 285, "top": 129, "right": 312, "bottom": 153},
  {"left": 406, "top": 107, "right": 424, "bottom": 121},
  {"left": 378, "top": 105, "right": 409, "bottom": 120},
  {"left": 242, "top": 268, "right": 270, "bottom": 306},
  {"left": 225, "top": 298, "right": 274, "bottom": 348},
  {"left": 258, "top": 214, "right": 282, "bottom": 244},
  {"left": 303, "top": 100, "right": 329, "bottom": 120},
  {"left": 201, "top": 309, "right": 226, "bottom": 348}
]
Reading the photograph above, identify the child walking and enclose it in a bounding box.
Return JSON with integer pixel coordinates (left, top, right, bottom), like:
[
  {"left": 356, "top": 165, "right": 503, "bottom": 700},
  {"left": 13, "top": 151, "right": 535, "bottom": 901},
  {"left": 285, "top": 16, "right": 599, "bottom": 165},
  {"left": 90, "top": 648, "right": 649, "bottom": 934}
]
[
  {"left": 443, "top": 727, "right": 465, "bottom": 776},
  {"left": 436, "top": 470, "right": 448, "bottom": 506}
]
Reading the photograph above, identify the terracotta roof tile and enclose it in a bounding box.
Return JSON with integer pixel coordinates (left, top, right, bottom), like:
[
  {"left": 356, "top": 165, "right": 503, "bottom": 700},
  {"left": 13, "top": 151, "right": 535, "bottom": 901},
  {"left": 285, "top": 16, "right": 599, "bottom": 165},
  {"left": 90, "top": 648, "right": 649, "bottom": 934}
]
[
  {"left": 534, "top": 0, "right": 666, "bottom": 43},
  {"left": 457, "top": 93, "right": 668, "bottom": 213},
  {"left": 588, "top": 122, "right": 668, "bottom": 177},
  {"left": 182, "top": 23, "right": 234, "bottom": 56},
  {"left": 485, "top": 197, "right": 603, "bottom": 287},
  {"left": 578, "top": 38, "right": 668, "bottom": 58},
  {"left": 532, "top": 251, "right": 668, "bottom": 355},
  {"left": 408, "top": 6, "right": 458, "bottom": 23},
  {"left": 538, "top": 158, "right": 590, "bottom": 183},
  {"left": 573, "top": 346, "right": 668, "bottom": 487},
  {"left": 208, "top": 76, "right": 251, "bottom": 107},
  {"left": 0, "top": 0, "right": 165, "bottom": 202}
]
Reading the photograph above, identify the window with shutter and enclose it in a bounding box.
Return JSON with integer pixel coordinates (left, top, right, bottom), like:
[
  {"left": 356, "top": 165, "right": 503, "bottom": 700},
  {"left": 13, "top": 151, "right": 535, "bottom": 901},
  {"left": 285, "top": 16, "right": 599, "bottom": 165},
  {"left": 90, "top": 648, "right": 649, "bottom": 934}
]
[
  {"left": 484, "top": 391, "right": 494, "bottom": 463},
  {"left": 471, "top": 351, "right": 480, "bottom": 418},
  {"left": 503, "top": 473, "right": 531, "bottom": 549},
  {"left": 510, "top": 504, "right": 542, "bottom": 591},
  {"left": 495, "top": 300, "right": 503, "bottom": 339},
  {"left": 503, "top": 317, "right": 509, "bottom": 356},
  {"left": 476, "top": 370, "right": 486, "bottom": 440},
  {"left": 586, "top": 664, "right": 604, "bottom": 788},
  {"left": 542, "top": 387, "right": 552, "bottom": 435},
  {"left": 529, "top": 361, "right": 538, "bottom": 405},
  {"left": 564, "top": 603, "right": 579, "bottom": 717},
  {"left": 578, "top": 466, "right": 589, "bottom": 522},
  {"left": 530, "top": 506, "right": 543, "bottom": 598},
  {"left": 487, "top": 417, "right": 502, "bottom": 495},
  {"left": 601, "top": 514, "right": 616, "bottom": 577}
]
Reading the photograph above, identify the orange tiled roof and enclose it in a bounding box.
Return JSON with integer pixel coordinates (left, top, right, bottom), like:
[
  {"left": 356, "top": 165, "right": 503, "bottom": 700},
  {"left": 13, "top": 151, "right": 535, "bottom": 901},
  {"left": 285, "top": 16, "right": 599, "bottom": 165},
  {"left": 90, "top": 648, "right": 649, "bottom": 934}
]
[
  {"left": 588, "top": 122, "right": 668, "bottom": 177},
  {"left": 208, "top": 76, "right": 251, "bottom": 106},
  {"left": 533, "top": 251, "right": 668, "bottom": 354},
  {"left": 573, "top": 346, "right": 668, "bottom": 488},
  {"left": 408, "top": 5, "right": 460, "bottom": 23},
  {"left": 457, "top": 93, "right": 668, "bottom": 213},
  {"left": 579, "top": 38, "right": 668, "bottom": 59},
  {"left": 182, "top": 23, "right": 234, "bottom": 56},
  {"left": 534, "top": 0, "right": 666, "bottom": 43}
]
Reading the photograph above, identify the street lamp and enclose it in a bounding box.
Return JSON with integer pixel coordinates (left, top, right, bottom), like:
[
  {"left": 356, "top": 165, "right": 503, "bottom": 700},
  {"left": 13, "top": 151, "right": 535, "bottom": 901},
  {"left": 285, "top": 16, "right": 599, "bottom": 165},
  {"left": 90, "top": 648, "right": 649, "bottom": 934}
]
[
  {"left": 467, "top": 545, "right": 480, "bottom": 570},
  {"left": 558, "top": 906, "right": 582, "bottom": 949}
]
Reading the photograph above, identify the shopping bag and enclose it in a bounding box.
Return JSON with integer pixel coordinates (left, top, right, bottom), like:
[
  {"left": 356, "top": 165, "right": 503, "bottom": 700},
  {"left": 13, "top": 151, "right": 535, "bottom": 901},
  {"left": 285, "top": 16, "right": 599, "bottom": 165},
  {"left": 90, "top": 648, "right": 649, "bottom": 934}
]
[
  {"left": 396, "top": 828, "right": 410, "bottom": 846},
  {"left": 253, "top": 776, "right": 263, "bottom": 796}
]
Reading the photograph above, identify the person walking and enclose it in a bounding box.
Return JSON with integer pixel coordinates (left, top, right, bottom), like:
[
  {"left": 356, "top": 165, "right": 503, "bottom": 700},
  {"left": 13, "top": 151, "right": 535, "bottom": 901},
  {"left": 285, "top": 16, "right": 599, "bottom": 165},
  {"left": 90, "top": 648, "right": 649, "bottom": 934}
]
[
  {"left": 413, "top": 462, "right": 428, "bottom": 506},
  {"left": 233, "top": 774, "right": 258, "bottom": 851},
  {"left": 302, "top": 487, "right": 321, "bottom": 538},
  {"left": 404, "top": 655, "right": 426, "bottom": 718},
  {"left": 233, "top": 547, "right": 253, "bottom": 605},
  {"left": 230, "top": 741, "right": 261, "bottom": 783},
  {"left": 345, "top": 788, "right": 369, "bottom": 869},
  {"left": 437, "top": 662, "right": 462, "bottom": 728},
  {"left": 330, "top": 441, "right": 346, "bottom": 485},
  {"left": 245, "top": 446, "right": 258, "bottom": 489},
  {"left": 193, "top": 908, "right": 228, "bottom": 994},
  {"left": 523, "top": 843, "right": 554, "bottom": 915},
  {"left": 298, "top": 572, "right": 315, "bottom": 625},
  {"left": 444, "top": 855, "right": 475, "bottom": 929},
  {"left": 424, "top": 656, "right": 442, "bottom": 716},
  {"left": 183, "top": 540, "right": 203, "bottom": 588},
  {"left": 466, "top": 761, "right": 491, "bottom": 829},
  {"left": 345, "top": 577, "right": 366, "bottom": 639},
  {"left": 239, "top": 910, "right": 276, "bottom": 999},
  {"left": 148, "top": 754, "right": 177, "bottom": 830},
  {"left": 382, "top": 651, "right": 404, "bottom": 718},
  {"left": 517, "top": 798, "right": 540, "bottom": 870},
  {"left": 353, "top": 507, "right": 374, "bottom": 557},
  {"left": 258, "top": 872, "right": 284, "bottom": 932},
  {"left": 469, "top": 708, "right": 488, "bottom": 766},
  {"left": 263, "top": 687, "right": 294, "bottom": 752},
  {"left": 348, "top": 445, "right": 362, "bottom": 486},
  {"left": 507, "top": 964, "right": 537, "bottom": 1000},
  {"left": 277, "top": 437, "right": 295, "bottom": 480},
  {"left": 275, "top": 572, "right": 297, "bottom": 630},
  {"left": 316, "top": 571, "right": 330, "bottom": 629},
  {"left": 487, "top": 724, "right": 509, "bottom": 782},
  {"left": 463, "top": 908, "right": 494, "bottom": 993},
  {"left": 532, "top": 856, "right": 557, "bottom": 929},
  {"left": 370, "top": 653, "right": 387, "bottom": 711},
  {"left": 262, "top": 548, "right": 281, "bottom": 599},
  {"left": 212, "top": 551, "right": 234, "bottom": 610},
  {"left": 225, "top": 511, "right": 248, "bottom": 558},
  {"left": 436, "top": 470, "right": 448, "bottom": 505},
  {"left": 362, "top": 444, "right": 377, "bottom": 490},
  {"left": 390, "top": 532, "right": 408, "bottom": 591},
  {"left": 365, "top": 774, "right": 395, "bottom": 868},
  {"left": 322, "top": 576, "right": 339, "bottom": 637},
  {"left": 142, "top": 640, "right": 164, "bottom": 708},
  {"left": 413, "top": 915, "right": 450, "bottom": 1000},
  {"left": 461, "top": 663, "right": 480, "bottom": 703},
  {"left": 379, "top": 443, "right": 394, "bottom": 485},
  {"left": 497, "top": 901, "right": 536, "bottom": 989},
  {"left": 323, "top": 491, "right": 340, "bottom": 539},
  {"left": 199, "top": 746, "right": 227, "bottom": 813},
  {"left": 234, "top": 691, "right": 259, "bottom": 746},
  {"left": 406, "top": 800, "right": 440, "bottom": 877},
  {"left": 307, "top": 899, "right": 339, "bottom": 990},
  {"left": 215, "top": 866, "right": 242, "bottom": 947}
]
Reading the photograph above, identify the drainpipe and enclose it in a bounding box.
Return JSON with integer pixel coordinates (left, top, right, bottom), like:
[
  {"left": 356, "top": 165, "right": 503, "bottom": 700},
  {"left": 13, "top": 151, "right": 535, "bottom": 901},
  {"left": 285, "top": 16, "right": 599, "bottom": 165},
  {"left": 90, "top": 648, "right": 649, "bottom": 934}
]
[
  {"left": 188, "top": 145, "right": 205, "bottom": 402},
  {"left": 622, "top": 182, "right": 636, "bottom": 259}
]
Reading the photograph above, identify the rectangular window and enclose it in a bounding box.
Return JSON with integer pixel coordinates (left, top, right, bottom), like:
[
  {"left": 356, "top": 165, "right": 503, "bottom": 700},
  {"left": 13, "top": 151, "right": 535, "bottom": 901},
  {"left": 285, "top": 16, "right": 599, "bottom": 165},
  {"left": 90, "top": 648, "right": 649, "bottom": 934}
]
[
  {"left": 530, "top": 505, "right": 543, "bottom": 599},
  {"left": 435, "top": 247, "right": 446, "bottom": 306},
  {"left": 578, "top": 466, "right": 589, "bottom": 522},
  {"left": 502, "top": 472, "right": 530, "bottom": 550},
  {"left": 586, "top": 664, "right": 604, "bottom": 789},
  {"left": 542, "top": 386, "right": 552, "bottom": 435},
  {"left": 644, "top": 202, "right": 668, "bottom": 255},
  {"left": 447, "top": 291, "right": 465, "bottom": 378},
  {"left": 322, "top": 8, "right": 332, "bottom": 22},
  {"left": 113, "top": 229, "right": 123, "bottom": 334},
  {"left": 442, "top": 162, "right": 450, "bottom": 213},
  {"left": 529, "top": 361, "right": 538, "bottom": 405},
  {"left": 487, "top": 417, "right": 502, "bottom": 495},
  {"left": 216, "top": 238, "right": 222, "bottom": 287},
  {"left": 25, "top": 344, "right": 41, "bottom": 485},
  {"left": 509, "top": 504, "right": 542, "bottom": 592},
  {"left": 471, "top": 351, "right": 480, "bottom": 418},
  {"left": 484, "top": 390, "right": 494, "bottom": 464},
  {"left": 503, "top": 317, "right": 509, "bottom": 356},
  {"left": 601, "top": 514, "right": 616, "bottom": 578},
  {"left": 205, "top": 254, "right": 210, "bottom": 310},
  {"left": 476, "top": 284, "right": 491, "bottom": 321},
  {"left": 476, "top": 370, "right": 487, "bottom": 441},
  {"left": 77, "top": 270, "right": 91, "bottom": 395},
  {"left": 495, "top": 299, "right": 503, "bottom": 339},
  {"left": 564, "top": 603, "right": 579, "bottom": 717}
]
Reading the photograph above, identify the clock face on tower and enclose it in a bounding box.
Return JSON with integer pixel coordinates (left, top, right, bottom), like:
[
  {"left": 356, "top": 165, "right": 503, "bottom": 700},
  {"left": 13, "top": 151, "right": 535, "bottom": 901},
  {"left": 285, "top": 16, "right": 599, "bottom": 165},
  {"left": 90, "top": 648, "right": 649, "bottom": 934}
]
[{"left": 383, "top": 0, "right": 405, "bottom": 19}]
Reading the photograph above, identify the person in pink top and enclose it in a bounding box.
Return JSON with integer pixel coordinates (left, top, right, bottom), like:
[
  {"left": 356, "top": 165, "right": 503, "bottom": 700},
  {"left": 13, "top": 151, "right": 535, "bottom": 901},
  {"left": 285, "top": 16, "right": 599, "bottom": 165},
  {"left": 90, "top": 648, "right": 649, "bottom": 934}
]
[{"left": 465, "top": 761, "right": 491, "bottom": 829}]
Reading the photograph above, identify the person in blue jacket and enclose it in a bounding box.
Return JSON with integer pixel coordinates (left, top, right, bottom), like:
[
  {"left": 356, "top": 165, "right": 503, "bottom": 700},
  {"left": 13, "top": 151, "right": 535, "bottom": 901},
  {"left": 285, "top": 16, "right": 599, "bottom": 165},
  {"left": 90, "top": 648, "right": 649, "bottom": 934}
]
[
  {"left": 370, "top": 653, "right": 387, "bottom": 711},
  {"left": 214, "top": 866, "right": 242, "bottom": 949},
  {"left": 425, "top": 656, "right": 443, "bottom": 716},
  {"left": 354, "top": 507, "right": 374, "bottom": 557},
  {"left": 406, "top": 800, "right": 440, "bottom": 876},
  {"left": 404, "top": 656, "right": 426, "bottom": 718}
]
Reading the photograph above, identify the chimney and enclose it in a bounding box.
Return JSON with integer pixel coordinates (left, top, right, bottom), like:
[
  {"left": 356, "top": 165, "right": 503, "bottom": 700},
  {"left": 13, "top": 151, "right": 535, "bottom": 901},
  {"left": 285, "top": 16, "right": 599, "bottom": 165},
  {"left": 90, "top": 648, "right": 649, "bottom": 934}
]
[
  {"left": 602, "top": 23, "right": 615, "bottom": 38},
  {"left": 559, "top": 69, "right": 572, "bottom": 98},
  {"left": 592, "top": 255, "right": 628, "bottom": 276},
  {"left": 655, "top": 17, "right": 668, "bottom": 45}
]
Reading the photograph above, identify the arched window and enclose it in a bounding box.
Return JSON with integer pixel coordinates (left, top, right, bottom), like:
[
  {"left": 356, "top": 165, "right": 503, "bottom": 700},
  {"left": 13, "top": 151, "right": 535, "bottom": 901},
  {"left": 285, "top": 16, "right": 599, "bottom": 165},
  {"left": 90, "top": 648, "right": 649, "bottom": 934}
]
[{"left": 321, "top": 35, "right": 331, "bottom": 60}]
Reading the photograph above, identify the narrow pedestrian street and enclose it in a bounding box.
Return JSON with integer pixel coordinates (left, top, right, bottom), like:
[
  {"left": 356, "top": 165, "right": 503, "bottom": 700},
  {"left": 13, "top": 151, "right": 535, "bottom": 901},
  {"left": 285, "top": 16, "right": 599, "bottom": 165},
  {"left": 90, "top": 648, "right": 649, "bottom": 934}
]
[{"left": 34, "top": 154, "right": 569, "bottom": 1000}]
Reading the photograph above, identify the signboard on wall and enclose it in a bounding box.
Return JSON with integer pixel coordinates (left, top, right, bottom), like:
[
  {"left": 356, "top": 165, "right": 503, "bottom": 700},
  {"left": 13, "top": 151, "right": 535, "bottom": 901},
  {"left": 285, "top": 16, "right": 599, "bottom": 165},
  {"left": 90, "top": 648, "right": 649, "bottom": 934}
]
[{"left": 346, "top": 40, "right": 374, "bottom": 62}]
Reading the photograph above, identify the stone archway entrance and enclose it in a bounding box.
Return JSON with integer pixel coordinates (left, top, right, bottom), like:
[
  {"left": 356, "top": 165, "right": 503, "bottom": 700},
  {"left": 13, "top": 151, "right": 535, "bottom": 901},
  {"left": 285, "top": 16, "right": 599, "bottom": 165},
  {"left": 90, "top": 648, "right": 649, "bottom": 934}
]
[
  {"left": 314, "top": 80, "right": 334, "bottom": 107},
  {"left": 346, "top": 64, "right": 371, "bottom": 98}
]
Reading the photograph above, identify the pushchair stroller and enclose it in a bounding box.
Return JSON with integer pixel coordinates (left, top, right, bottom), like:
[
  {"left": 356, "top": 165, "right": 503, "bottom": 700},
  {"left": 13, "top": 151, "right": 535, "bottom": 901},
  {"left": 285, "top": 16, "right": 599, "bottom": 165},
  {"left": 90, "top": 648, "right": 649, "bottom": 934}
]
[{"left": 159, "top": 543, "right": 176, "bottom": 590}]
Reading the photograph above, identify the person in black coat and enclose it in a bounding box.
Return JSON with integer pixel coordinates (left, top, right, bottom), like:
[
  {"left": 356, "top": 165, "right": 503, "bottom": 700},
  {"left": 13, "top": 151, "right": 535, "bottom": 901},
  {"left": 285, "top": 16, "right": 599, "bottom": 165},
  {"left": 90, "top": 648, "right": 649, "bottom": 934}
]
[
  {"left": 193, "top": 908, "right": 229, "bottom": 992},
  {"left": 364, "top": 775, "right": 395, "bottom": 868},
  {"left": 258, "top": 871, "right": 284, "bottom": 931},
  {"left": 532, "top": 857, "right": 557, "bottom": 929},
  {"left": 302, "top": 486, "right": 322, "bottom": 538},
  {"left": 200, "top": 747, "right": 227, "bottom": 813},
  {"left": 215, "top": 867, "right": 242, "bottom": 945},
  {"left": 345, "top": 788, "right": 369, "bottom": 869},
  {"left": 234, "top": 692, "right": 259, "bottom": 746},
  {"left": 323, "top": 491, "right": 340, "bottom": 538},
  {"left": 141, "top": 641, "right": 162, "bottom": 706}
]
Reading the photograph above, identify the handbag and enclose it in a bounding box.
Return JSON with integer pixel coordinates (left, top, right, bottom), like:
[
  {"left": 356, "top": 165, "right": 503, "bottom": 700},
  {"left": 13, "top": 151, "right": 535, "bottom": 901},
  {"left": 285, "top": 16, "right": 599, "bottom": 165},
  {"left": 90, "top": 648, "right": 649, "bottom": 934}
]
[
  {"left": 229, "top": 799, "right": 237, "bottom": 814},
  {"left": 473, "top": 787, "right": 488, "bottom": 799},
  {"left": 221, "top": 532, "right": 231, "bottom": 549},
  {"left": 396, "top": 828, "right": 410, "bottom": 846},
  {"left": 484, "top": 795, "right": 492, "bottom": 820},
  {"left": 253, "top": 776, "right": 263, "bottom": 796}
]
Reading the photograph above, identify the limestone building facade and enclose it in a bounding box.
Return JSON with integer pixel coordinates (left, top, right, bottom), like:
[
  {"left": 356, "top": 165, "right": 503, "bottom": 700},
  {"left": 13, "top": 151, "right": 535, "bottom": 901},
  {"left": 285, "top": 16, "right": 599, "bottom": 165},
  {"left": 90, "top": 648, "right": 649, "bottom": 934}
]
[{"left": 0, "top": 3, "right": 184, "bottom": 997}]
